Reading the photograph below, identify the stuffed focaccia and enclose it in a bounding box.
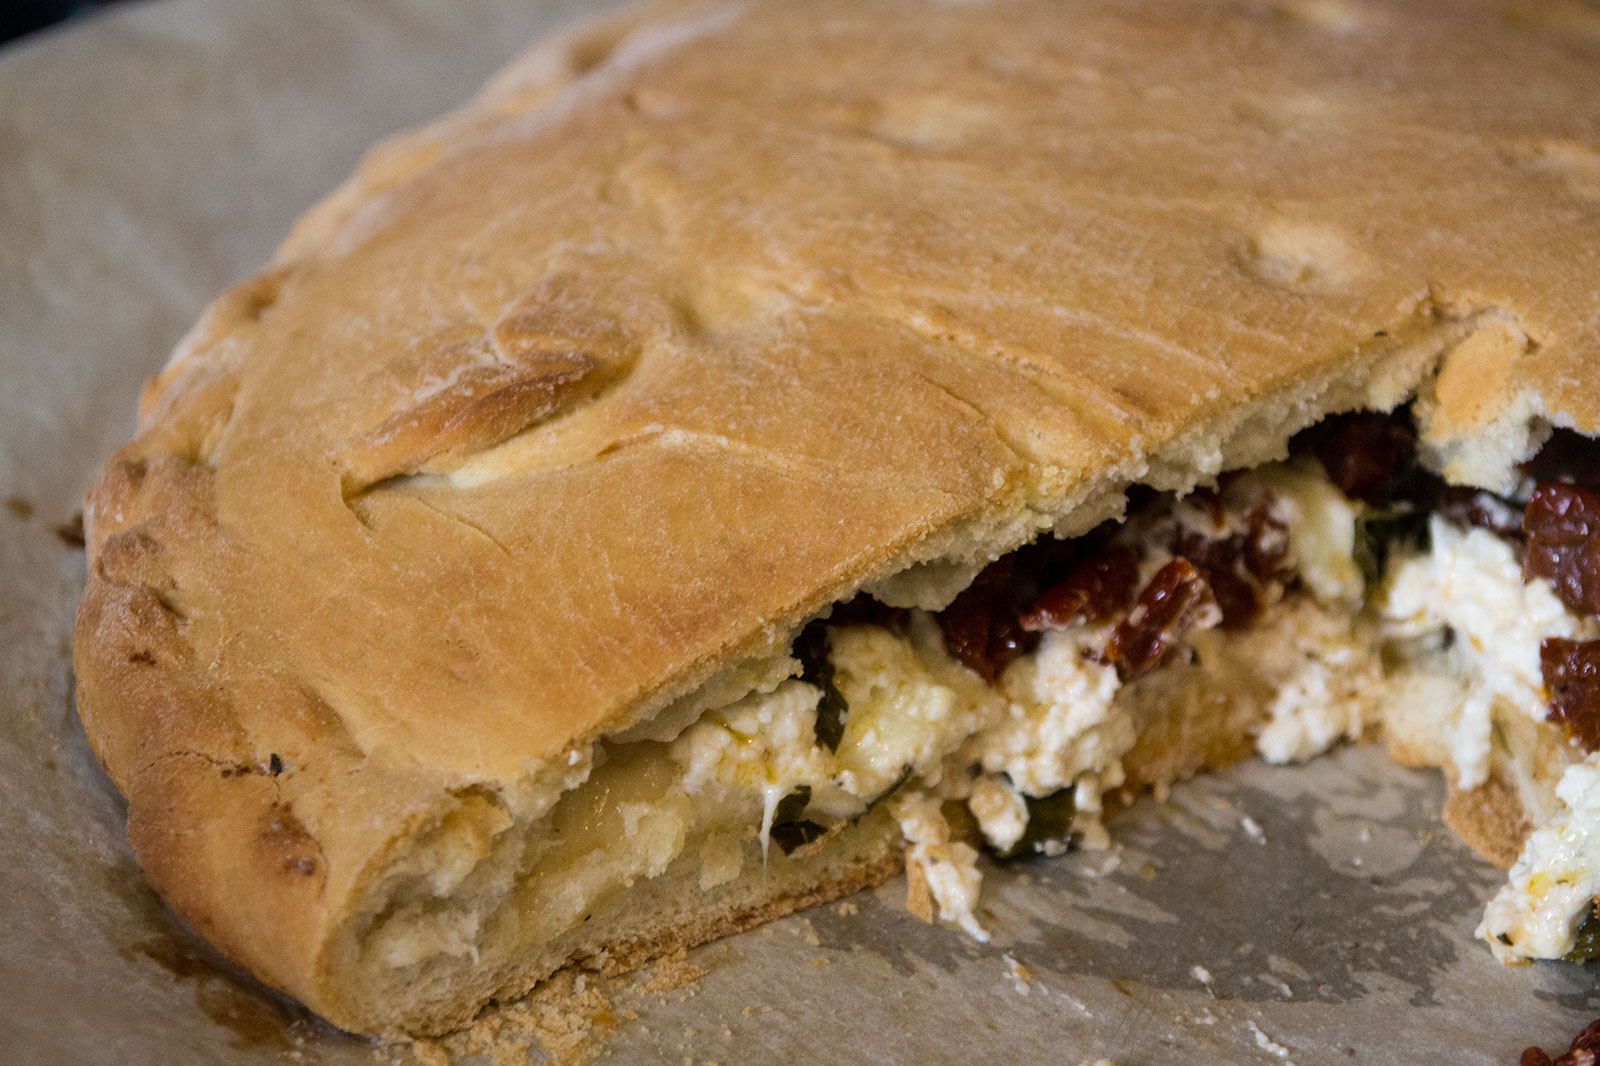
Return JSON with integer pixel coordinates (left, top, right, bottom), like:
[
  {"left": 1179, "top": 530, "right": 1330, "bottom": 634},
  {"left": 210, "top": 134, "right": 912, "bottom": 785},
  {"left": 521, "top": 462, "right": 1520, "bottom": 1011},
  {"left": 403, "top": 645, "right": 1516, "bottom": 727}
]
[{"left": 73, "top": 0, "right": 1600, "bottom": 1038}]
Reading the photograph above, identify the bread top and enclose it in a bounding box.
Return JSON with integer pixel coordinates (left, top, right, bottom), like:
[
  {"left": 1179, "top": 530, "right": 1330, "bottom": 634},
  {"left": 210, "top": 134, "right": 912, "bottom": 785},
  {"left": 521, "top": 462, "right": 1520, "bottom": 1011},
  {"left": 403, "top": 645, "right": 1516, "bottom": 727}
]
[{"left": 74, "top": 0, "right": 1600, "bottom": 1012}]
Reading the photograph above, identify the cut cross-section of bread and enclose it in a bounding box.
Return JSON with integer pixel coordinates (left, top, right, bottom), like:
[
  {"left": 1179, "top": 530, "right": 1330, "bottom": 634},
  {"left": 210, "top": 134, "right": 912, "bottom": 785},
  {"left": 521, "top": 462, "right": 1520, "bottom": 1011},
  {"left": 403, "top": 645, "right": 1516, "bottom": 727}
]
[{"left": 72, "top": 0, "right": 1600, "bottom": 1038}]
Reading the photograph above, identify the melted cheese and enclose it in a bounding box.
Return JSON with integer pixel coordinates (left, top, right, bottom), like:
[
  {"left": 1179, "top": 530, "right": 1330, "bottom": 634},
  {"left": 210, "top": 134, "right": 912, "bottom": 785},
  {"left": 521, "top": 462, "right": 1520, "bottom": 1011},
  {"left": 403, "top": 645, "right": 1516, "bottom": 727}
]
[{"left": 1481, "top": 754, "right": 1600, "bottom": 960}]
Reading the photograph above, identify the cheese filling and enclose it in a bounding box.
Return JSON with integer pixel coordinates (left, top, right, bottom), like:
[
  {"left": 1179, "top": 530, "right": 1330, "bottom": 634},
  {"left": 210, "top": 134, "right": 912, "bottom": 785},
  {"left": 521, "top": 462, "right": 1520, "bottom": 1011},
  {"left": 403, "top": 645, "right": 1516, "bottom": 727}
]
[
  {"left": 352, "top": 418, "right": 1600, "bottom": 987},
  {"left": 649, "top": 447, "right": 1600, "bottom": 959},
  {"left": 658, "top": 458, "right": 1395, "bottom": 942}
]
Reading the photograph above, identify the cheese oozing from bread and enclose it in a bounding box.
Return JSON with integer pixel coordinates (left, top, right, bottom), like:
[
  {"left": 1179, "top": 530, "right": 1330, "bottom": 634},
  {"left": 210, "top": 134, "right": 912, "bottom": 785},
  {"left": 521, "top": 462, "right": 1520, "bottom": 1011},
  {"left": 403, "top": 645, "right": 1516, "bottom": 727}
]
[{"left": 347, "top": 434, "right": 1600, "bottom": 996}]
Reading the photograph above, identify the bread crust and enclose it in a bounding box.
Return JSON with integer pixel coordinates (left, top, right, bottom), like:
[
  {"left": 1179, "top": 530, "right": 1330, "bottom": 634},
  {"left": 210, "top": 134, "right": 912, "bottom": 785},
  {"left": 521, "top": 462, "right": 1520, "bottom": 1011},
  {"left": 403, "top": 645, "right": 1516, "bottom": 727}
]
[{"left": 74, "top": 0, "right": 1600, "bottom": 1036}]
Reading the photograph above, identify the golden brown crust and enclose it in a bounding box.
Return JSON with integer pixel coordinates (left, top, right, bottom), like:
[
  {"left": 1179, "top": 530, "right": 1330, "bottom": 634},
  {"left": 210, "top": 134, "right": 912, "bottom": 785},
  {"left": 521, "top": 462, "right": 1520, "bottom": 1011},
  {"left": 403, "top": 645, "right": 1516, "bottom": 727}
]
[{"left": 73, "top": 0, "right": 1600, "bottom": 1036}]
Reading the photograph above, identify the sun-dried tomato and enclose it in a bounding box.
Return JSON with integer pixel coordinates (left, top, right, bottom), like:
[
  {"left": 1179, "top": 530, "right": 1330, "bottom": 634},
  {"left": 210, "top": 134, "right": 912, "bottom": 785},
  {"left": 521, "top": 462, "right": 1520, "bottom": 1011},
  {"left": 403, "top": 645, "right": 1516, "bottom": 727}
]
[
  {"left": 1019, "top": 546, "right": 1138, "bottom": 631},
  {"left": 1525, "top": 484, "right": 1600, "bottom": 616},
  {"left": 1292, "top": 409, "right": 1424, "bottom": 506},
  {"left": 1173, "top": 531, "right": 1258, "bottom": 630},
  {"left": 1542, "top": 638, "right": 1600, "bottom": 752},
  {"left": 1169, "top": 500, "right": 1289, "bottom": 630},
  {"left": 1104, "top": 558, "right": 1220, "bottom": 680},
  {"left": 936, "top": 555, "right": 1040, "bottom": 682},
  {"left": 1566, "top": 1018, "right": 1600, "bottom": 1064},
  {"left": 1522, "top": 429, "right": 1600, "bottom": 494},
  {"left": 1438, "top": 485, "right": 1525, "bottom": 541},
  {"left": 1522, "top": 1015, "right": 1600, "bottom": 1066},
  {"left": 1243, "top": 500, "right": 1291, "bottom": 580}
]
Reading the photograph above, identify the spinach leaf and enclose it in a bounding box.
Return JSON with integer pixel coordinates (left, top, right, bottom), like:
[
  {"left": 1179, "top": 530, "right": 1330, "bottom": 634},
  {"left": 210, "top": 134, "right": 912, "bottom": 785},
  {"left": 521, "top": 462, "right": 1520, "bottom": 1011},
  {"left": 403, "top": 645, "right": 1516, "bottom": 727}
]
[
  {"left": 1354, "top": 507, "right": 1432, "bottom": 590},
  {"left": 990, "top": 786, "right": 1077, "bottom": 861},
  {"left": 794, "top": 621, "right": 849, "bottom": 752},
  {"left": 770, "top": 784, "right": 827, "bottom": 855},
  {"left": 1565, "top": 903, "right": 1600, "bottom": 962}
]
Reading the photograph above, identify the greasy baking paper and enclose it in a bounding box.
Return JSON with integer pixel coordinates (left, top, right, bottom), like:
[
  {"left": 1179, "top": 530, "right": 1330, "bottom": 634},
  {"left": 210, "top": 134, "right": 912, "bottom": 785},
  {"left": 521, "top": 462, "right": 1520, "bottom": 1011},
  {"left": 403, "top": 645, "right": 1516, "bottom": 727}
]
[{"left": 1, "top": 1, "right": 1596, "bottom": 1062}]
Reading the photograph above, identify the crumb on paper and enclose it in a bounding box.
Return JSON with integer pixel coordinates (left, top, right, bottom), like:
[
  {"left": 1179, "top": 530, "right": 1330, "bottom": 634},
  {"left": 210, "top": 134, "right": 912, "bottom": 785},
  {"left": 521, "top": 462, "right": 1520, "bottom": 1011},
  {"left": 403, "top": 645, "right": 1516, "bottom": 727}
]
[
  {"left": 1190, "top": 964, "right": 1213, "bottom": 987},
  {"left": 424, "top": 969, "right": 622, "bottom": 1066},
  {"left": 639, "top": 948, "right": 709, "bottom": 995},
  {"left": 809, "top": 958, "right": 829, "bottom": 968},
  {"left": 833, "top": 900, "right": 860, "bottom": 916},
  {"left": 1259, "top": 972, "right": 1293, "bottom": 998},
  {"left": 740, "top": 1005, "right": 772, "bottom": 1017},
  {"left": 1003, "top": 954, "right": 1032, "bottom": 995},
  {"left": 1240, "top": 816, "right": 1266, "bottom": 843},
  {"left": 798, "top": 919, "right": 820, "bottom": 946},
  {"left": 1247, "top": 1020, "right": 1297, "bottom": 1063},
  {"left": 1083, "top": 847, "right": 1123, "bottom": 878},
  {"left": 1138, "top": 861, "right": 1158, "bottom": 882}
]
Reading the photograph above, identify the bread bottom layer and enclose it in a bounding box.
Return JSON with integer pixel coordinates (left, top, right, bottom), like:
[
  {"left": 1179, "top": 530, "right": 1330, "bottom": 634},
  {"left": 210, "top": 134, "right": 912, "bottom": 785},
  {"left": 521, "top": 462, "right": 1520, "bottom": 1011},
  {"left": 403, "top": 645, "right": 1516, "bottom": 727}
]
[{"left": 326, "top": 626, "right": 1318, "bottom": 1037}]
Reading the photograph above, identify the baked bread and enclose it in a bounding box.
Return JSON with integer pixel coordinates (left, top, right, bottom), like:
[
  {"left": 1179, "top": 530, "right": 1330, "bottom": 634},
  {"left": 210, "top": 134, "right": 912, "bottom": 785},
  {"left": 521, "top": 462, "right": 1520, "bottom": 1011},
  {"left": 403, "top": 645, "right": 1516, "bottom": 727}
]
[{"left": 73, "top": 0, "right": 1600, "bottom": 1038}]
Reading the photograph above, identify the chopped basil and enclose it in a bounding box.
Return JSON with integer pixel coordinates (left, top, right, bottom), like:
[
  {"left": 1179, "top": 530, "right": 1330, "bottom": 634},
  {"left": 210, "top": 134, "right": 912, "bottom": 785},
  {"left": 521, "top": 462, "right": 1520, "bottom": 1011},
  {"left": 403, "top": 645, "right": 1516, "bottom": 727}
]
[
  {"left": 990, "top": 785, "right": 1077, "bottom": 861},
  {"left": 794, "top": 620, "right": 849, "bottom": 752},
  {"left": 1565, "top": 904, "right": 1600, "bottom": 962},
  {"left": 770, "top": 785, "right": 827, "bottom": 855}
]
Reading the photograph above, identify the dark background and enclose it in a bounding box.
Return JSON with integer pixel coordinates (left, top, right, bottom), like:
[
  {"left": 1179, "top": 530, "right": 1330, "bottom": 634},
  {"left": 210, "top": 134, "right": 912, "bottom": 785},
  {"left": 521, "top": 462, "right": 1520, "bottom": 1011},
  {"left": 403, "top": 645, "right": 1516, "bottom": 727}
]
[{"left": 1, "top": 1, "right": 133, "bottom": 48}]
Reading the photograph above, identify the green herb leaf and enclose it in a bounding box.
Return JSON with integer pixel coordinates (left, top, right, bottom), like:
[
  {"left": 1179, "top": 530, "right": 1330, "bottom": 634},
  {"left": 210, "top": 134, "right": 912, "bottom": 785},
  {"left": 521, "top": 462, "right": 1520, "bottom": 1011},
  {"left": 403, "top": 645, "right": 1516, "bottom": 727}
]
[
  {"left": 770, "top": 784, "right": 828, "bottom": 855},
  {"left": 1565, "top": 902, "right": 1600, "bottom": 962},
  {"left": 990, "top": 786, "right": 1077, "bottom": 861},
  {"left": 794, "top": 621, "right": 849, "bottom": 752},
  {"left": 1354, "top": 506, "right": 1433, "bottom": 590}
]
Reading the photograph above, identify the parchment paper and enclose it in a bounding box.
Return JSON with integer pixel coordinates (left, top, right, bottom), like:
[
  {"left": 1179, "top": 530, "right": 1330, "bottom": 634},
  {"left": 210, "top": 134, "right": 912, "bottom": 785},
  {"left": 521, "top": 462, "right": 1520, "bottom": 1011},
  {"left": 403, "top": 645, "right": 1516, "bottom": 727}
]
[{"left": 2, "top": 2, "right": 1596, "bottom": 1063}]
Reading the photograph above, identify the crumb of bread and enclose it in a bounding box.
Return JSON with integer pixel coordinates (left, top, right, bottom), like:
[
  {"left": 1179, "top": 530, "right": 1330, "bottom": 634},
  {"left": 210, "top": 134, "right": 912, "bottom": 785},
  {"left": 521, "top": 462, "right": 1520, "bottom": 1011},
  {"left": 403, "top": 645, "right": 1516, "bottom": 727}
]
[
  {"left": 903, "top": 847, "right": 936, "bottom": 924},
  {"left": 638, "top": 949, "right": 710, "bottom": 995},
  {"left": 420, "top": 969, "right": 621, "bottom": 1066}
]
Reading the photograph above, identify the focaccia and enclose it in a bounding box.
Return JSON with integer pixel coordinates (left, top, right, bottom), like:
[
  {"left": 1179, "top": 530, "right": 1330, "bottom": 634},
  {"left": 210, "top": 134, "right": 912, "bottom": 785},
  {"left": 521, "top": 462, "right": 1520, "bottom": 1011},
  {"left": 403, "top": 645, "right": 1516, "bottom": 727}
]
[{"left": 73, "top": 0, "right": 1600, "bottom": 1037}]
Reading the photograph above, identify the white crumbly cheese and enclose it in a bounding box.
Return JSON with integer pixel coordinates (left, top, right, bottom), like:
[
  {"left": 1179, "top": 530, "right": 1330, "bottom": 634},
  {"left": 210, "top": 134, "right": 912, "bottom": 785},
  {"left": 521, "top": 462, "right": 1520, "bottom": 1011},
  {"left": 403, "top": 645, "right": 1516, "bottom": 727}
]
[
  {"left": 1257, "top": 459, "right": 1365, "bottom": 607},
  {"left": 1481, "top": 753, "right": 1600, "bottom": 961},
  {"left": 1381, "top": 517, "right": 1594, "bottom": 788},
  {"left": 968, "top": 774, "right": 1028, "bottom": 855},
  {"left": 892, "top": 792, "right": 989, "bottom": 941},
  {"left": 972, "top": 626, "right": 1129, "bottom": 797},
  {"left": 829, "top": 616, "right": 1005, "bottom": 797},
  {"left": 670, "top": 679, "right": 834, "bottom": 861},
  {"left": 1251, "top": 599, "right": 1381, "bottom": 764},
  {"left": 672, "top": 679, "right": 830, "bottom": 799}
]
